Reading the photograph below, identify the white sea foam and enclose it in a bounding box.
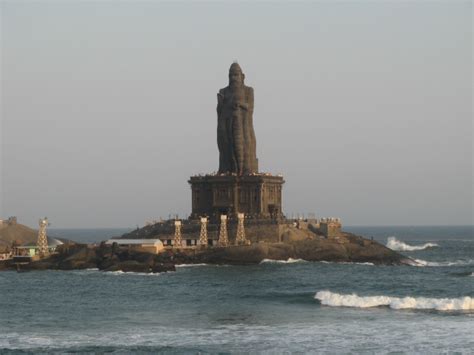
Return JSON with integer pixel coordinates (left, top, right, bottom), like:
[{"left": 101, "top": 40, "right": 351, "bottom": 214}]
[
  {"left": 413, "top": 259, "right": 474, "bottom": 267},
  {"left": 315, "top": 291, "right": 474, "bottom": 311},
  {"left": 260, "top": 258, "right": 307, "bottom": 264},
  {"left": 105, "top": 270, "right": 160, "bottom": 276},
  {"left": 319, "top": 261, "right": 374, "bottom": 266},
  {"left": 175, "top": 263, "right": 208, "bottom": 268},
  {"left": 386, "top": 237, "right": 438, "bottom": 251}
]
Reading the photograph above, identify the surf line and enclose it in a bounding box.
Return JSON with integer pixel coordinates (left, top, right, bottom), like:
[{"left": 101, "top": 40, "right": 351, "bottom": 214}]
[
  {"left": 314, "top": 291, "right": 473, "bottom": 311},
  {"left": 386, "top": 237, "right": 438, "bottom": 251}
]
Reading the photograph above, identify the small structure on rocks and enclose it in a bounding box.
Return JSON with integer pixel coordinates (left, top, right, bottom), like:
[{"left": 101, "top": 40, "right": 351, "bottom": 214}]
[
  {"left": 0, "top": 216, "right": 17, "bottom": 226},
  {"left": 173, "top": 220, "right": 182, "bottom": 248},
  {"left": 199, "top": 217, "right": 208, "bottom": 247},
  {"left": 319, "top": 218, "right": 342, "bottom": 238},
  {"left": 235, "top": 213, "right": 248, "bottom": 245},
  {"left": 14, "top": 237, "right": 63, "bottom": 259},
  {"left": 37, "top": 218, "right": 49, "bottom": 258},
  {"left": 218, "top": 215, "right": 229, "bottom": 247}
]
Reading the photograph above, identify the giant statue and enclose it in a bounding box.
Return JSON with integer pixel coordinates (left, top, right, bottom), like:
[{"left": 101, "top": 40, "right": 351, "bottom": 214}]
[
  {"left": 189, "top": 62, "right": 284, "bottom": 220},
  {"left": 217, "top": 63, "right": 258, "bottom": 174}
]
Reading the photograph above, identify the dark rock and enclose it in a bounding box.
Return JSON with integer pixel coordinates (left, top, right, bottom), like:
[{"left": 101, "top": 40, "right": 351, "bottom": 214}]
[
  {"left": 104, "top": 260, "right": 151, "bottom": 273},
  {"left": 187, "top": 233, "right": 405, "bottom": 266},
  {"left": 97, "top": 255, "right": 120, "bottom": 270},
  {"left": 20, "top": 260, "right": 57, "bottom": 271},
  {"left": 151, "top": 263, "right": 176, "bottom": 273},
  {"left": 0, "top": 260, "right": 14, "bottom": 271},
  {"left": 58, "top": 246, "right": 98, "bottom": 270}
]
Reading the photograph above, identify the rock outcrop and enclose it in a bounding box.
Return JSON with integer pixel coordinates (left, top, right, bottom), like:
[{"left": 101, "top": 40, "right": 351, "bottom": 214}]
[
  {"left": 181, "top": 232, "right": 405, "bottom": 265},
  {"left": 0, "top": 229, "right": 409, "bottom": 272},
  {"left": 1, "top": 243, "right": 176, "bottom": 273},
  {"left": 0, "top": 221, "right": 37, "bottom": 250}
]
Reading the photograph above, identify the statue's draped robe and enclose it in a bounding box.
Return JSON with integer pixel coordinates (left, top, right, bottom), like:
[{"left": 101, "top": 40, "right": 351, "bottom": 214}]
[{"left": 217, "top": 85, "right": 258, "bottom": 174}]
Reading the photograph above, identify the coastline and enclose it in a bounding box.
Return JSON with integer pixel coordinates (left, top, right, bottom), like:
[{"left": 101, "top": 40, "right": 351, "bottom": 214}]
[{"left": 0, "top": 231, "right": 409, "bottom": 273}]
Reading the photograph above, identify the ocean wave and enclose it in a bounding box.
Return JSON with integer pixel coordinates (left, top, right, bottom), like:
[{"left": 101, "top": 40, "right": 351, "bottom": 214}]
[
  {"left": 386, "top": 237, "right": 438, "bottom": 251},
  {"left": 175, "top": 263, "right": 208, "bottom": 268},
  {"left": 413, "top": 259, "right": 474, "bottom": 267},
  {"left": 315, "top": 291, "right": 473, "bottom": 311},
  {"left": 320, "top": 261, "right": 374, "bottom": 266},
  {"left": 449, "top": 271, "right": 474, "bottom": 277},
  {"left": 105, "top": 270, "right": 160, "bottom": 276},
  {"left": 260, "top": 258, "right": 307, "bottom": 264}
]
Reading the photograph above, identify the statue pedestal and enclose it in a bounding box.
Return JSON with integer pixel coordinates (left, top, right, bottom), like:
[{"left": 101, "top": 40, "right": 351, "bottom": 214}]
[{"left": 188, "top": 174, "right": 284, "bottom": 222}]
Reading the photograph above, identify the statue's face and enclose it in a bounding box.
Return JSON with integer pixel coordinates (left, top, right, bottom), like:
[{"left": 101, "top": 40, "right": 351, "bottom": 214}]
[{"left": 229, "top": 70, "right": 243, "bottom": 86}]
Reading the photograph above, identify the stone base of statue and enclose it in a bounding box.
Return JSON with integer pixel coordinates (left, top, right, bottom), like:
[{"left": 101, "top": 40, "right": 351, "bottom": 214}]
[{"left": 188, "top": 174, "right": 284, "bottom": 222}]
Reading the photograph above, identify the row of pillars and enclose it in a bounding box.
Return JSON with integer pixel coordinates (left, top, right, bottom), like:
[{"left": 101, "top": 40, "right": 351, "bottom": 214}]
[{"left": 173, "top": 214, "right": 248, "bottom": 248}]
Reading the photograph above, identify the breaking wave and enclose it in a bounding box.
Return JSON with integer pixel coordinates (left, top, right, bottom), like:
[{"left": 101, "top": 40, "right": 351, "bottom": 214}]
[
  {"left": 105, "top": 270, "right": 160, "bottom": 276},
  {"left": 413, "top": 259, "right": 474, "bottom": 267},
  {"left": 175, "top": 263, "right": 208, "bottom": 268},
  {"left": 315, "top": 291, "right": 473, "bottom": 311},
  {"left": 387, "top": 237, "right": 438, "bottom": 251},
  {"left": 320, "top": 261, "right": 374, "bottom": 266},
  {"left": 260, "top": 258, "right": 306, "bottom": 264}
]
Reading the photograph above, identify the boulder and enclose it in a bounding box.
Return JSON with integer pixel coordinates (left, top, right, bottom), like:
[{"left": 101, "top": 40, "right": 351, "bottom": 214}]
[
  {"left": 151, "top": 263, "right": 176, "bottom": 273},
  {"left": 58, "top": 246, "right": 98, "bottom": 270},
  {"left": 104, "top": 260, "right": 152, "bottom": 273}
]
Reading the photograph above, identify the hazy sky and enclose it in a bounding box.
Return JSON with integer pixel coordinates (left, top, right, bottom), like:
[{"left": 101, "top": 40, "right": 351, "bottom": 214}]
[{"left": 1, "top": 1, "right": 472, "bottom": 228}]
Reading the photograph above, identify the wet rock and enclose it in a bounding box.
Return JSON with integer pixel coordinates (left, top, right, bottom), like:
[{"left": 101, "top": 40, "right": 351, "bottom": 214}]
[
  {"left": 152, "top": 263, "right": 176, "bottom": 273},
  {"left": 58, "top": 247, "right": 98, "bottom": 270},
  {"left": 0, "top": 260, "right": 14, "bottom": 271},
  {"left": 20, "top": 260, "right": 57, "bottom": 271},
  {"left": 104, "top": 260, "right": 152, "bottom": 273}
]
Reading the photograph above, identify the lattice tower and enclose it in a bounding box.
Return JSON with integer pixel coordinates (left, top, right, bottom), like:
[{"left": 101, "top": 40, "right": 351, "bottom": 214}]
[
  {"left": 235, "top": 213, "right": 247, "bottom": 245},
  {"left": 174, "top": 220, "right": 182, "bottom": 248},
  {"left": 199, "top": 217, "right": 208, "bottom": 247},
  {"left": 37, "top": 217, "right": 49, "bottom": 257},
  {"left": 218, "top": 215, "right": 228, "bottom": 247}
]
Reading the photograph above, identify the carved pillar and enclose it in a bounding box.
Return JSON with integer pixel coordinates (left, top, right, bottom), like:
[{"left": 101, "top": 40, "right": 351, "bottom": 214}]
[
  {"left": 218, "top": 215, "right": 228, "bottom": 247},
  {"left": 235, "top": 213, "right": 248, "bottom": 245},
  {"left": 199, "top": 217, "right": 208, "bottom": 247},
  {"left": 37, "top": 218, "right": 49, "bottom": 258},
  {"left": 174, "top": 220, "right": 182, "bottom": 248}
]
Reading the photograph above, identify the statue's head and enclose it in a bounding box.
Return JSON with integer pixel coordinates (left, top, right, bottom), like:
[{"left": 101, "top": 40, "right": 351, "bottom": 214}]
[{"left": 229, "top": 62, "right": 245, "bottom": 87}]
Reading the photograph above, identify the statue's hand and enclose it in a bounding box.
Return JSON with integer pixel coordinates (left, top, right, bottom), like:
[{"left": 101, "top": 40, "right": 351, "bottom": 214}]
[{"left": 232, "top": 101, "right": 248, "bottom": 111}]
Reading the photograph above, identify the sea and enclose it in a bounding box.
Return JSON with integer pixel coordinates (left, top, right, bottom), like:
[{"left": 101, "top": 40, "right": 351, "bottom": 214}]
[{"left": 0, "top": 226, "right": 472, "bottom": 354}]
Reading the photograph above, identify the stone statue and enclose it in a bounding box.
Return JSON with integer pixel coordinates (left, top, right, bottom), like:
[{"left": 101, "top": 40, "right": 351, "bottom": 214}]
[{"left": 217, "top": 62, "right": 258, "bottom": 174}]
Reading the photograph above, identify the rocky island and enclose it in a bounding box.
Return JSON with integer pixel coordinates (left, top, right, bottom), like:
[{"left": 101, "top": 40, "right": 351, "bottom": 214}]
[
  {"left": 0, "top": 220, "right": 410, "bottom": 273},
  {"left": 1, "top": 63, "right": 412, "bottom": 272}
]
